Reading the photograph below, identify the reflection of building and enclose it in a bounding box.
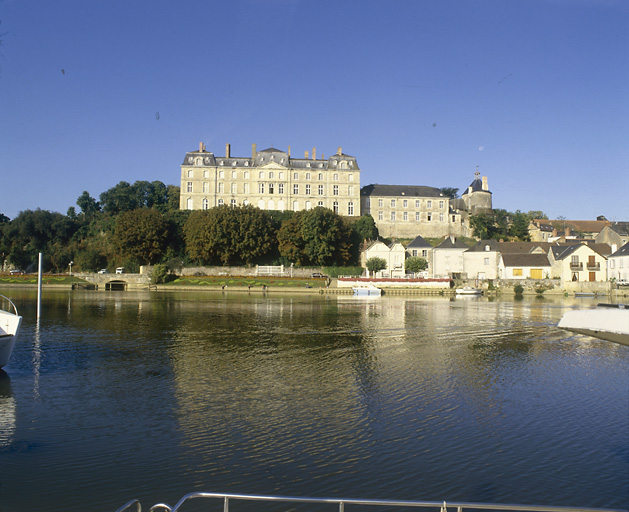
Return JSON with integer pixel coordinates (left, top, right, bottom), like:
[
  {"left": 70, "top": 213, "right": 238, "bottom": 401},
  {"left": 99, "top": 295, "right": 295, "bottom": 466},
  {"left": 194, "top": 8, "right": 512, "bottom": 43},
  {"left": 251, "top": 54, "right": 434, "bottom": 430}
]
[{"left": 180, "top": 143, "right": 360, "bottom": 216}]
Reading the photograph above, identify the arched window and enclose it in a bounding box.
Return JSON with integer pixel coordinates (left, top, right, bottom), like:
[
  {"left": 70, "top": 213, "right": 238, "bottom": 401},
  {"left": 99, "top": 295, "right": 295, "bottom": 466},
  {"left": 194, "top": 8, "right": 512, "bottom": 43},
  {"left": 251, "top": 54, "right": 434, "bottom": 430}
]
[
  {"left": 202, "top": 198, "right": 209, "bottom": 210},
  {"left": 186, "top": 198, "right": 193, "bottom": 210},
  {"left": 333, "top": 201, "right": 339, "bottom": 214}
]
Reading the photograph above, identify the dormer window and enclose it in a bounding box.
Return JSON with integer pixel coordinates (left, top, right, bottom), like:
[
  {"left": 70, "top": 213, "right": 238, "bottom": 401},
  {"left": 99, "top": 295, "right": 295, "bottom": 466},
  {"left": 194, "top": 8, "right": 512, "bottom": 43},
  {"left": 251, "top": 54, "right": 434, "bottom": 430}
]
[{"left": 485, "top": 245, "right": 490, "bottom": 251}]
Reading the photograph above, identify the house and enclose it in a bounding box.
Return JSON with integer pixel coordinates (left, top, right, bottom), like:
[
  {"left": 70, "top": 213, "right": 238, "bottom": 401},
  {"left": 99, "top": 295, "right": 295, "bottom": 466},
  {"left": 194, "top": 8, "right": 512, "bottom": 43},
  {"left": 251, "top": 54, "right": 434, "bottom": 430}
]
[
  {"left": 607, "top": 242, "right": 629, "bottom": 283},
  {"left": 532, "top": 219, "right": 611, "bottom": 240},
  {"left": 548, "top": 244, "right": 608, "bottom": 282},
  {"left": 180, "top": 143, "right": 360, "bottom": 216},
  {"left": 528, "top": 220, "right": 554, "bottom": 242},
  {"left": 432, "top": 236, "right": 469, "bottom": 278},
  {"left": 596, "top": 222, "right": 629, "bottom": 251},
  {"left": 463, "top": 240, "right": 501, "bottom": 280},
  {"left": 406, "top": 235, "right": 433, "bottom": 274},
  {"left": 499, "top": 253, "right": 551, "bottom": 280},
  {"left": 362, "top": 240, "right": 406, "bottom": 278}
]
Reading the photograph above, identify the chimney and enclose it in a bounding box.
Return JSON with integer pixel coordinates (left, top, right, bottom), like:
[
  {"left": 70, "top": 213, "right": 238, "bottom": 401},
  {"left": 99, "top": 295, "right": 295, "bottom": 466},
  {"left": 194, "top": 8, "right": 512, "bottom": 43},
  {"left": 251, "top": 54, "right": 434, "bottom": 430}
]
[
  {"left": 337, "top": 146, "right": 342, "bottom": 156},
  {"left": 252, "top": 143, "right": 257, "bottom": 159},
  {"left": 482, "top": 176, "right": 488, "bottom": 191},
  {"left": 565, "top": 227, "right": 570, "bottom": 236},
  {"left": 226, "top": 143, "right": 231, "bottom": 158},
  {"left": 199, "top": 142, "right": 204, "bottom": 152},
  {"left": 288, "top": 145, "right": 291, "bottom": 157},
  {"left": 321, "top": 153, "right": 324, "bottom": 160},
  {"left": 305, "top": 150, "right": 309, "bottom": 159},
  {"left": 312, "top": 147, "right": 316, "bottom": 160}
]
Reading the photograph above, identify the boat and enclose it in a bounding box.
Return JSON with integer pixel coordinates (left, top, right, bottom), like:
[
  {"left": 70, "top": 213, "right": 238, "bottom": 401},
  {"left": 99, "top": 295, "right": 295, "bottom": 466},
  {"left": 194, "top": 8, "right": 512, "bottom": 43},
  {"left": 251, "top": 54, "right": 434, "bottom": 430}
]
[
  {"left": 455, "top": 287, "right": 483, "bottom": 295},
  {"left": 352, "top": 285, "right": 382, "bottom": 296},
  {"left": 558, "top": 303, "right": 629, "bottom": 346},
  {"left": 0, "top": 295, "right": 22, "bottom": 368}
]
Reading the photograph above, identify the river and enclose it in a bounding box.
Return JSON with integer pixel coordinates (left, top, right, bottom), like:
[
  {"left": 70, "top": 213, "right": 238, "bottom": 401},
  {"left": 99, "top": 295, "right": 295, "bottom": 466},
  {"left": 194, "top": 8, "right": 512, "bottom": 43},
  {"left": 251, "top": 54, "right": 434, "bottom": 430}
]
[{"left": 0, "top": 289, "right": 627, "bottom": 512}]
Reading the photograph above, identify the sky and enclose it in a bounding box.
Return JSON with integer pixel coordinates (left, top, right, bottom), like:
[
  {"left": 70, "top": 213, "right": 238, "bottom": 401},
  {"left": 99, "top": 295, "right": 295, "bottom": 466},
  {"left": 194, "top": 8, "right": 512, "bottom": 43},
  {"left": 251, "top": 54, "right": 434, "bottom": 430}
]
[{"left": 1, "top": 0, "right": 628, "bottom": 222}]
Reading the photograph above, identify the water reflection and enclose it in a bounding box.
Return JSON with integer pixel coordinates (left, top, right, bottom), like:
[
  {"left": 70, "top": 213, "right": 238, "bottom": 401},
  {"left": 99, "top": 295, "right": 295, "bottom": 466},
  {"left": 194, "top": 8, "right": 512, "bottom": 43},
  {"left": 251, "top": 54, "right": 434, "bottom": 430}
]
[{"left": 0, "top": 290, "right": 627, "bottom": 512}]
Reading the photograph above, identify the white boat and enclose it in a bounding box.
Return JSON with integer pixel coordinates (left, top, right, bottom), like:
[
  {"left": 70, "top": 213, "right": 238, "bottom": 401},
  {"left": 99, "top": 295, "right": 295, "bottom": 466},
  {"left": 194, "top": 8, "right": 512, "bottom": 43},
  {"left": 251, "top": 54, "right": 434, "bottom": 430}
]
[
  {"left": 353, "top": 285, "right": 382, "bottom": 296},
  {"left": 455, "top": 287, "right": 483, "bottom": 295},
  {"left": 0, "top": 296, "right": 22, "bottom": 368},
  {"left": 558, "top": 303, "right": 629, "bottom": 346}
]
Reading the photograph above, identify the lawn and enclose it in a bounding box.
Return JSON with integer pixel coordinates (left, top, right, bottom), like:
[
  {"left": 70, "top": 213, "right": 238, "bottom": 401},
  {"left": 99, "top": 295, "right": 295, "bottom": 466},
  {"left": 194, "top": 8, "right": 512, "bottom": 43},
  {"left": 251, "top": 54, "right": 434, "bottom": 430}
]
[{"left": 0, "top": 275, "right": 88, "bottom": 285}]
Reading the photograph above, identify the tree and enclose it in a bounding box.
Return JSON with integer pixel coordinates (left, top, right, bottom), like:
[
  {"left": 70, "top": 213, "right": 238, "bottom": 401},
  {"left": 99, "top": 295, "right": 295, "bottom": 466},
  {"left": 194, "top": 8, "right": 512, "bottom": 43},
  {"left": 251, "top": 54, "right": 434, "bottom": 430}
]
[
  {"left": 440, "top": 187, "right": 459, "bottom": 199},
  {"left": 112, "top": 208, "right": 169, "bottom": 264},
  {"left": 405, "top": 256, "right": 428, "bottom": 273},
  {"left": 527, "top": 210, "right": 548, "bottom": 220},
  {"left": 76, "top": 191, "right": 100, "bottom": 215},
  {"left": 509, "top": 210, "right": 531, "bottom": 241},
  {"left": 366, "top": 257, "right": 387, "bottom": 275},
  {"left": 351, "top": 214, "right": 379, "bottom": 241},
  {"left": 469, "top": 213, "right": 494, "bottom": 240}
]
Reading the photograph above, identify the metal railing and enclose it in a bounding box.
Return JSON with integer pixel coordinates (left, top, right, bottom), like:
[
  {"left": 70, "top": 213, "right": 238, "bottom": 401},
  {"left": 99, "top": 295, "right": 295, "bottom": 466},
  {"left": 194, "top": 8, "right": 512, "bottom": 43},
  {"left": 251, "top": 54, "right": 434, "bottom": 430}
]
[{"left": 115, "top": 492, "right": 628, "bottom": 512}]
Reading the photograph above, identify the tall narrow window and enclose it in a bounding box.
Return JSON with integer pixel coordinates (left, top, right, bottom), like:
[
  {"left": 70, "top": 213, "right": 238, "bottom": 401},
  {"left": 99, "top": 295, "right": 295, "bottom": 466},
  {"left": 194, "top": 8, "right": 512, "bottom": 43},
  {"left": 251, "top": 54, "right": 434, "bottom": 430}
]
[
  {"left": 218, "top": 182, "right": 224, "bottom": 193},
  {"left": 333, "top": 201, "right": 339, "bottom": 214},
  {"left": 293, "top": 184, "right": 299, "bottom": 195},
  {"left": 348, "top": 202, "right": 354, "bottom": 215},
  {"left": 278, "top": 183, "right": 284, "bottom": 194},
  {"left": 318, "top": 185, "right": 324, "bottom": 195},
  {"left": 333, "top": 185, "right": 339, "bottom": 196},
  {"left": 202, "top": 198, "right": 209, "bottom": 210},
  {"left": 305, "top": 184, "right": 311, "bottom": 195},
  {"left": 187, "top": 182, "right": 193, "bottom": 193},
  {"left": 259, "top": 182, "right": 265, "bottom": 194}
]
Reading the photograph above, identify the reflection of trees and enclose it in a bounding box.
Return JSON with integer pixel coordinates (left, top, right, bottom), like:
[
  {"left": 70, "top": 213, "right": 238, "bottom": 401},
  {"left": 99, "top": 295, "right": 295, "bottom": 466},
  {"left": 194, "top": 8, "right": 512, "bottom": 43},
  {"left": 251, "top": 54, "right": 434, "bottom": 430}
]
[{"left": 0, "top": 371, "right": 16, "bottom": 449}]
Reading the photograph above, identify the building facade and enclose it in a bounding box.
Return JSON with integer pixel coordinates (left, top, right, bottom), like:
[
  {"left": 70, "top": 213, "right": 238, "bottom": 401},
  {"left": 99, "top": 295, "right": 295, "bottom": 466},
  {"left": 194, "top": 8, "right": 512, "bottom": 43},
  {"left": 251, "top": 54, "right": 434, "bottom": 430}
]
[{"left": 180, "top": 143, "right": 361, "bottom": 216}]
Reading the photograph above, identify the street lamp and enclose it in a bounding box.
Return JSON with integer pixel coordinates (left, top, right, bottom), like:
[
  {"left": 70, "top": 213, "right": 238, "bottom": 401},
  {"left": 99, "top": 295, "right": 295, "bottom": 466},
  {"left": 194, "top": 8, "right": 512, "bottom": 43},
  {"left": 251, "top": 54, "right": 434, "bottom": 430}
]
[{"left": 69, "top": 261, "right": 74, "bottom": 276}]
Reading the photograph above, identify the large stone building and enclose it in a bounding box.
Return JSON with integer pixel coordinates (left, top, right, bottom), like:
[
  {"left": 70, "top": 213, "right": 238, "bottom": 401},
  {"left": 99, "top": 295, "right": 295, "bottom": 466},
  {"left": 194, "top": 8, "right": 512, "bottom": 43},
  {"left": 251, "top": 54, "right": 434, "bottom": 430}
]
[
  {"left": 180, "top": 143, "right": 360, "bottom": 216},
  {"left": 360, "top": 171, "right": 492, "bottom": 239}
]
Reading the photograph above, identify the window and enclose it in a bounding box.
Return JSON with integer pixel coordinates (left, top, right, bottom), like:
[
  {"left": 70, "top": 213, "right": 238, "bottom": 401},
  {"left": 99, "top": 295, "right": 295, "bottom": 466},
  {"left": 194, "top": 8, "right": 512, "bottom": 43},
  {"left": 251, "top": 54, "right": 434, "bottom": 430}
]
[
  {"left": 422, "top": 250, "right": 428, "bottom": 257},
  {"left": 187, "top": 170, "right": 193, "bottom": 178},
  {"left": 484, "top": 257, "right": 490, "bottom": 265},
  {"left": 412, "top": 250, "right": 418, "bottom": 257},
  {"left": 415, "top": 200, "right": 420, "bottom": 208},
  {"left": 416, "top": 212, "right": 420, "bottom": 221},
  {"left": 269, "top": 171, "right": 274, "bottom": 179},
  {"left": 318, "top": 184, "right": 324, "bottom": 195},
  {"left": 391, "top": 199, "right": 396, "bottom": 207},
  {"left": 318, "top": 201, "right": 324, "bottom": 207},
  {"left": 333, "top": 185, "right": 339, "bottom": 196},
  {"left": 305, "top": 201, "right": 312, "bottom": 210},
  {"left": 231, "top": 183, "right": 237, "bottom": 194},
  {"left": 391, "top": 211, "right": 396, "bottom": 221},
  {"left": 218, "top": 199, "right": 224, "bottom": 206},
  {"left": 306, "top": 172, "right": 311, "bottom": 180},
  {"left": 203, "top": 182, "right": 209, "bottom": 193},
  {"left": 293, "top": 172, "right": 299, "bottom": 180},
  {"left": 187, "top": 182, "right": 193, "bottom": 193},
  {"left": 333, "top": 173, "right": 339, "bottom": 181},
  {"left": 279, "top": 172, "right": 284, "bottom": 179},
  {"left": 427, "top": 213, "right": 432, "bottom": 221},
  {"left": 348, "top": 202, "right": 354, "bottom": 215},
  {"left": 378, "top": 211, "right": 383, "bottom": 220},
  {"left": 293, "top": 201, "right": 299, "bottom": 211},
  {"left": 305, "top": 184, "right": 311, "bottom": 195},
  {"left": 259, "top": 171, "right": 264, "bottom": 179},
  {"left": 278, "top": 183, "right": 284, "bottom": 194},
  {"left": 230, "top": 199, "right": 236, "bottom": 207},
  {"left": 513, "top": 268, "right": 523, "bottom": 276},
  {"left": 439, "top": 200, "right": 444, "bottom": 209},
  {"left": 348, "top": 185, "right": 354, "bottom": 196},
  {"left": 318, "top": 173, "right": 323, "bottom": 180},
  {"left": 333, "top": 201, "right": 339, "bottom": 214},
  {"left": 403, "top": 211, "right": 408, "bottom": 221},
  {"left": 204, "top": 170, "right": 209, "bottom": 178},
  {"left": 244, "top": 171, "right": 249, "bottom": 179},
  {"left": 378, "top": 199, "right": 383, "bottom": 207},
  {"left": 269, "top": 183, "right": 274, "bottom": 194},
  {"left": 219, "top": 170, "right": 225, "bottom": 179},
  {"left": 349, "top": 174, "right": 354, "bottom": 181},
  {"left": 244, "top": 183, "right": 250, "bottom": 194},
  {"left": 259, "top": 182, "right": 265, "bottom": 194},
  {"left": 218, "top": 182, "right": 224, "bottom": 193},
  {"left": 186, "top": 198, "right": 193, "bottom": 210},
  {"left": 232, "top": 171, "right": 237, "bottom": 179},
  {"left": 452, "top": 215, "right": 456, "bottom": 222},
  {"left": 439, "top": 212, "right": 444, "bottom": 222},
  {"left": 202, "top": 198, "right": 209, "bottom": 210},
  {"left": 293, "top": 184, "right": 299, "bottom": 195},
  {"left": 427, "top": 200, "right": 432, "bottom": 209},
  {"left": 403, "top": 200, "right": 408, "bottom": 208}
]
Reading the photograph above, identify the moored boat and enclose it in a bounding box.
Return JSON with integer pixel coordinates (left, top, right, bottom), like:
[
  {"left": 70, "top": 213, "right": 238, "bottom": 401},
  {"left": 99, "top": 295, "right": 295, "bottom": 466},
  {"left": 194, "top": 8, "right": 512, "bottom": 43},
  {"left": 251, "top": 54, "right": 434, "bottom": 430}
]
[
  {"left": 558, "top": 303, "right": 629, "bottom": 346},
  {"left": 455, "top": 287, "right": 483, "bottom": 295},
  {"left": 0, "top": 295, "right": 22, "bottom": 368},
  {"left": 353, "top": 285, "right": 382, "bottom": 296}
]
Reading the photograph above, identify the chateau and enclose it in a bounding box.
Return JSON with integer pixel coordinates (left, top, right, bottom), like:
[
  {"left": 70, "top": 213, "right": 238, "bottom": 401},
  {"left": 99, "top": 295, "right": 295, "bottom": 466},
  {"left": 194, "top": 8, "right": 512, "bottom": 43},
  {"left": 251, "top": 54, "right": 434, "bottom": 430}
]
[
  {"left": 180, "top": 143, "right": 492, "bottom": 239},
  {"left": 180, "top": 143, "right": 360, "bottom": 217}
]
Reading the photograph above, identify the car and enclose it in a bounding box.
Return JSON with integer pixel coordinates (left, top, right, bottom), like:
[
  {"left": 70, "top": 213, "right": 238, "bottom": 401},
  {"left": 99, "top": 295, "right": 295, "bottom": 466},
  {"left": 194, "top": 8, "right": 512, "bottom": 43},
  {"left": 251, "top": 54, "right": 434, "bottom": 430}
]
[
  {"left": 115, "top": 267, "right": 124, "bottom": 274},
  {"left": 311, "top": 272, "right": 328, "bottom": 279},
  {"left": 9, "top": 269, "right": 24, "bottom": 275},
  {"left": 98, "top": 269, "right": 109, "bottom": 274}
]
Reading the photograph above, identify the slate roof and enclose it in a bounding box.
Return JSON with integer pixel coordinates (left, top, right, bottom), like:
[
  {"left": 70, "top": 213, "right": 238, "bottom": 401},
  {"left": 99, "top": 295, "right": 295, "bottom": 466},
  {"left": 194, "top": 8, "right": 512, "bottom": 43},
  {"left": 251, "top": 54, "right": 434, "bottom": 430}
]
[
  {"left": 610, "top": 242, "right": 629, "bottom": 258},
  {"left": 461, "top": 177, "right": 485, "bottom": 195},
  {"left": 407, "top": 235, "right": 432, "bottom": 248},
  {"left": 498, "top": 242, "right": 551, "bottom": 254},
  {"left": 610, "top": 222, "right": 629, "bottom": 236},
  {"left": 537, "top": 219, "right": 611, "bottom": 234},
  {"left": 361, "top": 184, "right": 444, "bottom": 197},
  {"left": 436, "top": 236, "right": 470, "bottom": 249},
  {"left": 467, "top": 240, "right": 500, "bottom": 252},
  {"left": 501, "top": 253, "right": 551, "bottom": 267}
]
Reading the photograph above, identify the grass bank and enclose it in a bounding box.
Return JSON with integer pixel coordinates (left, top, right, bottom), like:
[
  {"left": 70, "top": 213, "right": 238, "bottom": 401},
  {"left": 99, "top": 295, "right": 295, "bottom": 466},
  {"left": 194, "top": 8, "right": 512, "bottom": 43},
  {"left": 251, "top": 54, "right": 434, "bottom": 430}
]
[
  {"left": 165, "top": 276, "right": 327, "bottom": 289},
  {"left": 0, "top": 275, "right": 88, "bottom": 285}
]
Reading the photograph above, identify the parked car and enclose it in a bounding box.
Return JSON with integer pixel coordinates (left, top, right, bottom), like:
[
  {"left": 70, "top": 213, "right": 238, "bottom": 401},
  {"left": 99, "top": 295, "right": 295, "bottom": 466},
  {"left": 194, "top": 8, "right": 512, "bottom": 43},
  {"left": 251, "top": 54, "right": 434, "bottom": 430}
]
[
  {"left": 9, "top": 269, "right": 24, "bottom": 275},
  {"left": 115, "top": 267, "right": 124, "bottom": 274},
  {"left": 311, "top": 272, "right": 328, "bottom": 279},
  {"left": 98, "top": 269, "right": 109, "bottom": 274}
]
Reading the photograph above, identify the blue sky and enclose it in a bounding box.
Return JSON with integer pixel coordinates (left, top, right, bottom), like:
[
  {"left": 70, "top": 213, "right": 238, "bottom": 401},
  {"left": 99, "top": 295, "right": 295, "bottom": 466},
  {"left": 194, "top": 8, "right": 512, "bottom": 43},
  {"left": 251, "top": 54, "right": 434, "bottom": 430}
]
[{"left": 1, "top": 0, "right": 627, "bottom": 221}]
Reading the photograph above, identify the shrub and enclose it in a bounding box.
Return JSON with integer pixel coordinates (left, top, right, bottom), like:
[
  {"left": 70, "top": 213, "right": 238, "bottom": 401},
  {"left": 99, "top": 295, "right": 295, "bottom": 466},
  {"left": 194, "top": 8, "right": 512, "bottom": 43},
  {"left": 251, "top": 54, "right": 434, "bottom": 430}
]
[{"left": 514, "top": 284, "right": 524, "bottom": 296}]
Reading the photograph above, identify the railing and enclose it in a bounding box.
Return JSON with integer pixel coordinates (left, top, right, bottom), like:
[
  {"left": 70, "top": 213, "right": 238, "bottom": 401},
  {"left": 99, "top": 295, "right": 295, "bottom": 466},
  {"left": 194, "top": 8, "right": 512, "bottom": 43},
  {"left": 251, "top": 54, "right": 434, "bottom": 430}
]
[
  {"left": 115, "top": 492, "right": 628, "bottom": 512},
  {"left": 570, "top": 263, "right": 583, "bottom": 270},
  {"left": 586, "top": 263, "right": 600, "bottom": 271}
]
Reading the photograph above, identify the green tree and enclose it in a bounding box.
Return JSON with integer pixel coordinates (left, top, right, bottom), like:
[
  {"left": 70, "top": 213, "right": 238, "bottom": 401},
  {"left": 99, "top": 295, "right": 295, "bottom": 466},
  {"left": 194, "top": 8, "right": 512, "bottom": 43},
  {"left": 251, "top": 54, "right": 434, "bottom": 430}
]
[
  {"left": 469, "top": 213, "right": 494, "bottom": 239},
  {"left": 112, "top": 208, "right": 169, "bottom": 264},
  {"left": 527, "top": 210, "right": 548, "bottom": 220},
  {"left": 440, "top": 187, "right": 459, "bottom": 199},
  {"left": 76, "top": 191, "right": 100, "bottom": 215},
  {"left": 405, "top": 256, "right": 428, "bottom": 273},
  {"left": 366, "top": 257, "right": 387, "bottom": 275},
  {"left": 509, "top": 210, "right": 531, "bottom": 241},
  {"left": 351, "top": 214, "right": 379, "bottom": 241}
]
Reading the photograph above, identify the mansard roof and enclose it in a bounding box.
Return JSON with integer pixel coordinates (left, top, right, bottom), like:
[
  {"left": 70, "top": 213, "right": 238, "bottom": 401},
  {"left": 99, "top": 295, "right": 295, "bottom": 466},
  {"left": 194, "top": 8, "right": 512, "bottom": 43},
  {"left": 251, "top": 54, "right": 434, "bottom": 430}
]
[{"left": 361, "top": 184, "right": 444, "bottom": 198}]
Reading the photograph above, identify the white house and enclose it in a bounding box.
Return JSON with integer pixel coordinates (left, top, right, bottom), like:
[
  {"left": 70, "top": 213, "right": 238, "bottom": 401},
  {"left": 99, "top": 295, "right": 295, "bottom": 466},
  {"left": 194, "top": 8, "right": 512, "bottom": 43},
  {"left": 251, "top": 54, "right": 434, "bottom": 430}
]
[
  {"left": 499, "top": 253, "right": 552, "bottom": 280},
  {"left": 362, "top": 240, "right": 406, "bottom": 278},
  {"left": 548, "top": 243, "right": 608, "bottom": 283},
  {"left": 463, "top": 240, "right": 501, "bottom": 280},
  {"left": 432, "top": 236, "right": 469, "bottom": 278},
  {"left": 607, "top": 242, "right": 629, "bottom": 283}
]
